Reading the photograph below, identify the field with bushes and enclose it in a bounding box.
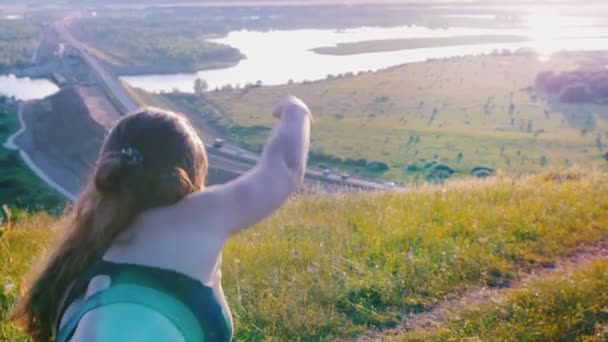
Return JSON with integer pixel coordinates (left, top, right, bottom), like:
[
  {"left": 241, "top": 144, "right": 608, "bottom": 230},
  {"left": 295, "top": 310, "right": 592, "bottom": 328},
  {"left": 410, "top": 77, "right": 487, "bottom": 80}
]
[
  {"left": 169, "top": 53, "right": 608, "bottom": 182},
  {"left": 1, "top": 169, "right": 607, "bottom": 340}
]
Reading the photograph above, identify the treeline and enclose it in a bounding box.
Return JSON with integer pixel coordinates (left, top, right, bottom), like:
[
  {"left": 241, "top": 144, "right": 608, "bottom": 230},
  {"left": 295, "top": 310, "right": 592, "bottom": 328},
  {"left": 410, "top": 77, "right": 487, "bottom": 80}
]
[
  {"left": 536, "top": 70, "right": 608, "bottom": 104},
  {"left": 0, "top": 21, "right": 39, "bottom": 72},
  {"left": 72, "top": 16, "right": 244, "bottom": 73}
]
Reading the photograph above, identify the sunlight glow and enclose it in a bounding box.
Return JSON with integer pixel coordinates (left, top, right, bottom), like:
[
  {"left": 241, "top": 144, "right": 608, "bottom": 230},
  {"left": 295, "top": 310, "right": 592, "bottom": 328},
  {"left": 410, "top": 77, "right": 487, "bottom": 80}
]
[{"left": 524, "top": 13, "right": 607, "bottom": 61}]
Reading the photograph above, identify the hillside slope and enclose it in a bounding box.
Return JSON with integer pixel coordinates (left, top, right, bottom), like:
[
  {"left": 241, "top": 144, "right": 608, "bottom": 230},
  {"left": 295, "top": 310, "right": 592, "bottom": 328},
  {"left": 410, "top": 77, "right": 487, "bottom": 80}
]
[
  {"left": 14, "top": 86, "right": 118, "bottom": 195},
  {"left": 1, "top": 169, "right": 607, "bottom": 340},
  {"left": 201, "top": 53, "right": 608, "bottom": 181}
]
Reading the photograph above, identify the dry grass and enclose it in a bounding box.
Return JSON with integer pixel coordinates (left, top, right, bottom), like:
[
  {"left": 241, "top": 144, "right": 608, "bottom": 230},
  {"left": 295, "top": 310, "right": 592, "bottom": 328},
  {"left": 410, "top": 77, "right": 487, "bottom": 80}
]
[{"left": 1, "top": 169, "right": 607, "bottom": 340}]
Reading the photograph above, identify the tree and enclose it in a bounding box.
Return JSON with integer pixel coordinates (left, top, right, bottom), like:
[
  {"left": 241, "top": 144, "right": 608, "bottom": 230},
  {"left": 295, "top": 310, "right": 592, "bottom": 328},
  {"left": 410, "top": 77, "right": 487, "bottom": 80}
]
[
  {"left": 559, "top": 83, "right": 592, "bottom": 103},
  {"left": 456, "top": 152, "right": 463, "bottom": 163},
  {"left": 193, "top": 78, "right": 208, "bottom": 96}
]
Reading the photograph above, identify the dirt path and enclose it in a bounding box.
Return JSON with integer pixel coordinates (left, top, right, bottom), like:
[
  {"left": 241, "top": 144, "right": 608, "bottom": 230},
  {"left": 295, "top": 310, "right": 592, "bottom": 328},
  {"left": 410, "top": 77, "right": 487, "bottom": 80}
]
[{"left": 359, "top": 241, "right": 608, "bottom": 341}]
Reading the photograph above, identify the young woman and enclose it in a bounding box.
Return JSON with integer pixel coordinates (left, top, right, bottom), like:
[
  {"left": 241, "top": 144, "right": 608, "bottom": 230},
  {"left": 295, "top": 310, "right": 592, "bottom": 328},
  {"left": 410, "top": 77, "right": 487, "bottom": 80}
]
[{"left": 11, "top": 96, "right": 312, "bottom": 341}]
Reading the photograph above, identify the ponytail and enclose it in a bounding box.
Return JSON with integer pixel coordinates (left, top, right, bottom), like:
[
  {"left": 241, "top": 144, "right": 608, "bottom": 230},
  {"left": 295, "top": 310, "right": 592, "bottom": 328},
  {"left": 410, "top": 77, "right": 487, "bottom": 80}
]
[{"left": 9, "top": 108, "right": 207, "bottom": 341}]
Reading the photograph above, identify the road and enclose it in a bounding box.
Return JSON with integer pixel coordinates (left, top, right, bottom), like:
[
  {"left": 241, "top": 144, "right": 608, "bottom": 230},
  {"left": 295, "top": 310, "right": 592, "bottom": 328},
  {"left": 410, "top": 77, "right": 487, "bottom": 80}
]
[
  {"left": 3, "top": 103, "right": 77, "bottom": 201},
  {"left": 54, "top": 17, "right": 388, "bottom": 191},
  {"left": 55, "top": 20, "right": 139, "bottom": 113}
]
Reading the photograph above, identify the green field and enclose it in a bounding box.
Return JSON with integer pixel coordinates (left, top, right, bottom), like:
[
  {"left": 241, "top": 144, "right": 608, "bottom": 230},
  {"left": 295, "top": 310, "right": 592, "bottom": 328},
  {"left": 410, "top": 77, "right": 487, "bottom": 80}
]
[
  {"left": 0, "top": 103, "right": 65, "bottom": 212},
  {"left": 2, "top": 169, "right": 607, "bottom": 340},
  {"left": 186, "top": 53, "right": 608, "bottom": 182},
  {"left": 404, "top": 259, "right": 608, "bottom": 341},
  {"left": 0, "top": 19, "right": 39, "bottom": 72}
]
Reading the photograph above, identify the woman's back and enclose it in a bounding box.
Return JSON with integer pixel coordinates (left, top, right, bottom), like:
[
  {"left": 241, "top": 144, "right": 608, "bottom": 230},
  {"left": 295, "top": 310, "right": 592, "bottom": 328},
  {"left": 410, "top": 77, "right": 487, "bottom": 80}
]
[{"left": 33, "top": 96, "right": 312, "bottom": 341}]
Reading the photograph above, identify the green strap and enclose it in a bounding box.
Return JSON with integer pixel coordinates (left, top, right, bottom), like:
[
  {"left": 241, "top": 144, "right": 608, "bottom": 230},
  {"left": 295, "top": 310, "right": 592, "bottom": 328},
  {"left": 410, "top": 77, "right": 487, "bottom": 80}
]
[{"left": 57, "top": 284, "right": 205, "bottom": 342}]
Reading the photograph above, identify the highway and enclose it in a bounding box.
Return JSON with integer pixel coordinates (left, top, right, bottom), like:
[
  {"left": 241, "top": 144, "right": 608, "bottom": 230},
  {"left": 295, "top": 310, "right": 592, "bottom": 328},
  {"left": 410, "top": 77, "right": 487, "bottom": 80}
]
[
  {"left": 53, "top": 18, "right": 387, "bottom": 190},
  {"left": 55, "top": 20, "right": 139, "bottom": 113}
]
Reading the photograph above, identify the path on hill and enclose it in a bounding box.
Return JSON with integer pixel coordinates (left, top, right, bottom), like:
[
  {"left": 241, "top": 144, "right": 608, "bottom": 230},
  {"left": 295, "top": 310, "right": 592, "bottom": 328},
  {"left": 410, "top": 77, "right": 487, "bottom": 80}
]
[
  {"left": 3, "top": 102, "right": 77, "bottom": 201},
  {"left": 359, "top": 241, "right": 608, "bottom": 341}
]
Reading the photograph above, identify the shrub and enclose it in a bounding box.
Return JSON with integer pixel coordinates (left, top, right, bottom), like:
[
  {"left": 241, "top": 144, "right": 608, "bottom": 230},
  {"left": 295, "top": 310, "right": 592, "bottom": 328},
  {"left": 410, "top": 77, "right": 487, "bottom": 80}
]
[
  {"left": 406, "top": 163, "right": 421, "bottom": 172},
  {"left": 590, "top": 76, "right": 608, "bottom": 98},
  {"left": 559, "top": 83, "right": 592, "bottom": 103},
  {"left": 426, "top": 164, "right": 454, "bottom": 182},
  {"left": 471, "top": 166, "right": 496, "bottom": 178},
  {"left": 353, "top": 159, "right": 368, "bottom": 167},
  {"left": 367, "top": 161, "right": 389, "bottom": 172}
]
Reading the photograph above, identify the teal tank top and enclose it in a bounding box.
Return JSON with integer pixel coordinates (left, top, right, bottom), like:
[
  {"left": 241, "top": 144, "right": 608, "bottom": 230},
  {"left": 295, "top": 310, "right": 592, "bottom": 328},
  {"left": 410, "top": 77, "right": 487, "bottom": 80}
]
[{"left": 57, "top": 260, "right": 233, "bottom": 341}]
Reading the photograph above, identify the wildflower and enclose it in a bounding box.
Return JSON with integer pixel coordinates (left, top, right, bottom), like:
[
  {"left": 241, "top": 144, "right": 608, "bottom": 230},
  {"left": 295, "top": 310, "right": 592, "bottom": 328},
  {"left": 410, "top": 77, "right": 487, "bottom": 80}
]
[{"left": 4, "top": 283, "right": 16, "bottom": 293}]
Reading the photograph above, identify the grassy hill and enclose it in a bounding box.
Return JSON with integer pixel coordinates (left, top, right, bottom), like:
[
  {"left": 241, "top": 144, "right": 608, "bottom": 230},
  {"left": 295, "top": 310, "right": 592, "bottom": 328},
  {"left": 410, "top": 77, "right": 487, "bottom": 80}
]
[
  {"left": 403, "top": 258, "right": 608, "bottom": 341},
  {"left": 1, "top": 169, "right": 607, "bottom": 340},
  {"left": 167, "top": 53, "right": 608, "bottom": 182}
]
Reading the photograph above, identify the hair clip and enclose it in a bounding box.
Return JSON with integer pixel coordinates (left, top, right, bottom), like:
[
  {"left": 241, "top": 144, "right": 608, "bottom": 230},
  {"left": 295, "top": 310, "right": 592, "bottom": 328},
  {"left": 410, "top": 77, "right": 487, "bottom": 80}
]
[{"left": 120, "top": 147, "right": 144, "bottom": 168}]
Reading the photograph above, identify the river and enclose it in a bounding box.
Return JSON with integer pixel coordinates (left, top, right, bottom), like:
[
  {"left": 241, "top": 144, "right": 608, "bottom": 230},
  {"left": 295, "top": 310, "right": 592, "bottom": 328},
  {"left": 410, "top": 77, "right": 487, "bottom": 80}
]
[
  {"left": 122, "top": 14, "right": 608, "bottom": 93},
  {"left": 0, "top": 74, "right": 59, "bottom": 100}
]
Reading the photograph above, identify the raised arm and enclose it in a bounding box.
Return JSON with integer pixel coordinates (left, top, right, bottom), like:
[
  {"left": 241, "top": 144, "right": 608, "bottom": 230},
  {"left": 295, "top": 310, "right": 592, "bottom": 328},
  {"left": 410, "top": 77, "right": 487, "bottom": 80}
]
[{"left": 175, "top": 96, "right": 311, "bottom": 235}]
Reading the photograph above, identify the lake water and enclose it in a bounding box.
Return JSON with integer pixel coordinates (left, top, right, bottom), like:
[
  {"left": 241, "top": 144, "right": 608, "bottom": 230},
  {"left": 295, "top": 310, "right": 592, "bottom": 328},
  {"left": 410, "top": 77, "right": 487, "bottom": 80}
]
[
  {"left": 122, "top": 14, "right": 608, "bottom": 93},
  {"left": 0, "top": 75, "right": 59, "bottom": 100},
  {"left": 2, "top": 15, "right": 23, "bottom": 20}
]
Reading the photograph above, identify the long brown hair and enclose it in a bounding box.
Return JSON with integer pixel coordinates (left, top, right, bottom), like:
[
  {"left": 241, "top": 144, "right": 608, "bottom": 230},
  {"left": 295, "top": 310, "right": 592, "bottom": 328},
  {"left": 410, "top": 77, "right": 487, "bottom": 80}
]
[{"left": 10, "top": 108, "right": 208, "bottom": 341}]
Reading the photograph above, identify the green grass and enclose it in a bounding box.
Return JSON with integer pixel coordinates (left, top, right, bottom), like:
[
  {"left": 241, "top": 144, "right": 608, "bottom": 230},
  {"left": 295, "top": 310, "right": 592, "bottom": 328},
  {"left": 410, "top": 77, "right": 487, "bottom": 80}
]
[
  {"left": 402, "top": 259, "right": 608, "bottom": 341},
  {"left": 1, "top": 169, "right": 607, "bottom": 340},
  {"left": 0, "top": 212, "right": 55, "bottom": 342},
  {"left": 193, "top": 53, "right": 608, "bottom": 182},
  {"left": 0, "top": 107, "right": 65, "bottom": 211}
]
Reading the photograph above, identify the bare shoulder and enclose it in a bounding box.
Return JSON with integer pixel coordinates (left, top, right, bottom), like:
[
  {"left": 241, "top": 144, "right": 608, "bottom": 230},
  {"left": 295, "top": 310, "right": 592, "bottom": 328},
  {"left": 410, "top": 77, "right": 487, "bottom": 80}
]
[{"left": 141, "top": 185, "right": 225, "bottom": 227}]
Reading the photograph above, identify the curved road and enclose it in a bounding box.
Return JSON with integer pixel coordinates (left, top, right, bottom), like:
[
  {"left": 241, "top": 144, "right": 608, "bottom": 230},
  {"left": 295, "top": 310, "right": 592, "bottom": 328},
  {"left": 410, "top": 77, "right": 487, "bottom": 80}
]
[{"left": 3, "top": 103, "right": 77, "bottom": 200}]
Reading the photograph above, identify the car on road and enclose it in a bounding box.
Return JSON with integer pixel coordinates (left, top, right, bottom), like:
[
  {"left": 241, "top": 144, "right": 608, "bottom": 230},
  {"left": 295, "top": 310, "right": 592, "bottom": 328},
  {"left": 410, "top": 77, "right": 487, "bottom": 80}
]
[
  {"left": 384, "top": 182, "right": 396, "bottom": 189},
  {"left": 322, "top": 169, "right": 332, "bottom": 177},
  {"left": 341, "top": 174, "right": 350, "bottom": 181},
  {"left": 213, "top": 138, "right": 224, "bottom": 148}
]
